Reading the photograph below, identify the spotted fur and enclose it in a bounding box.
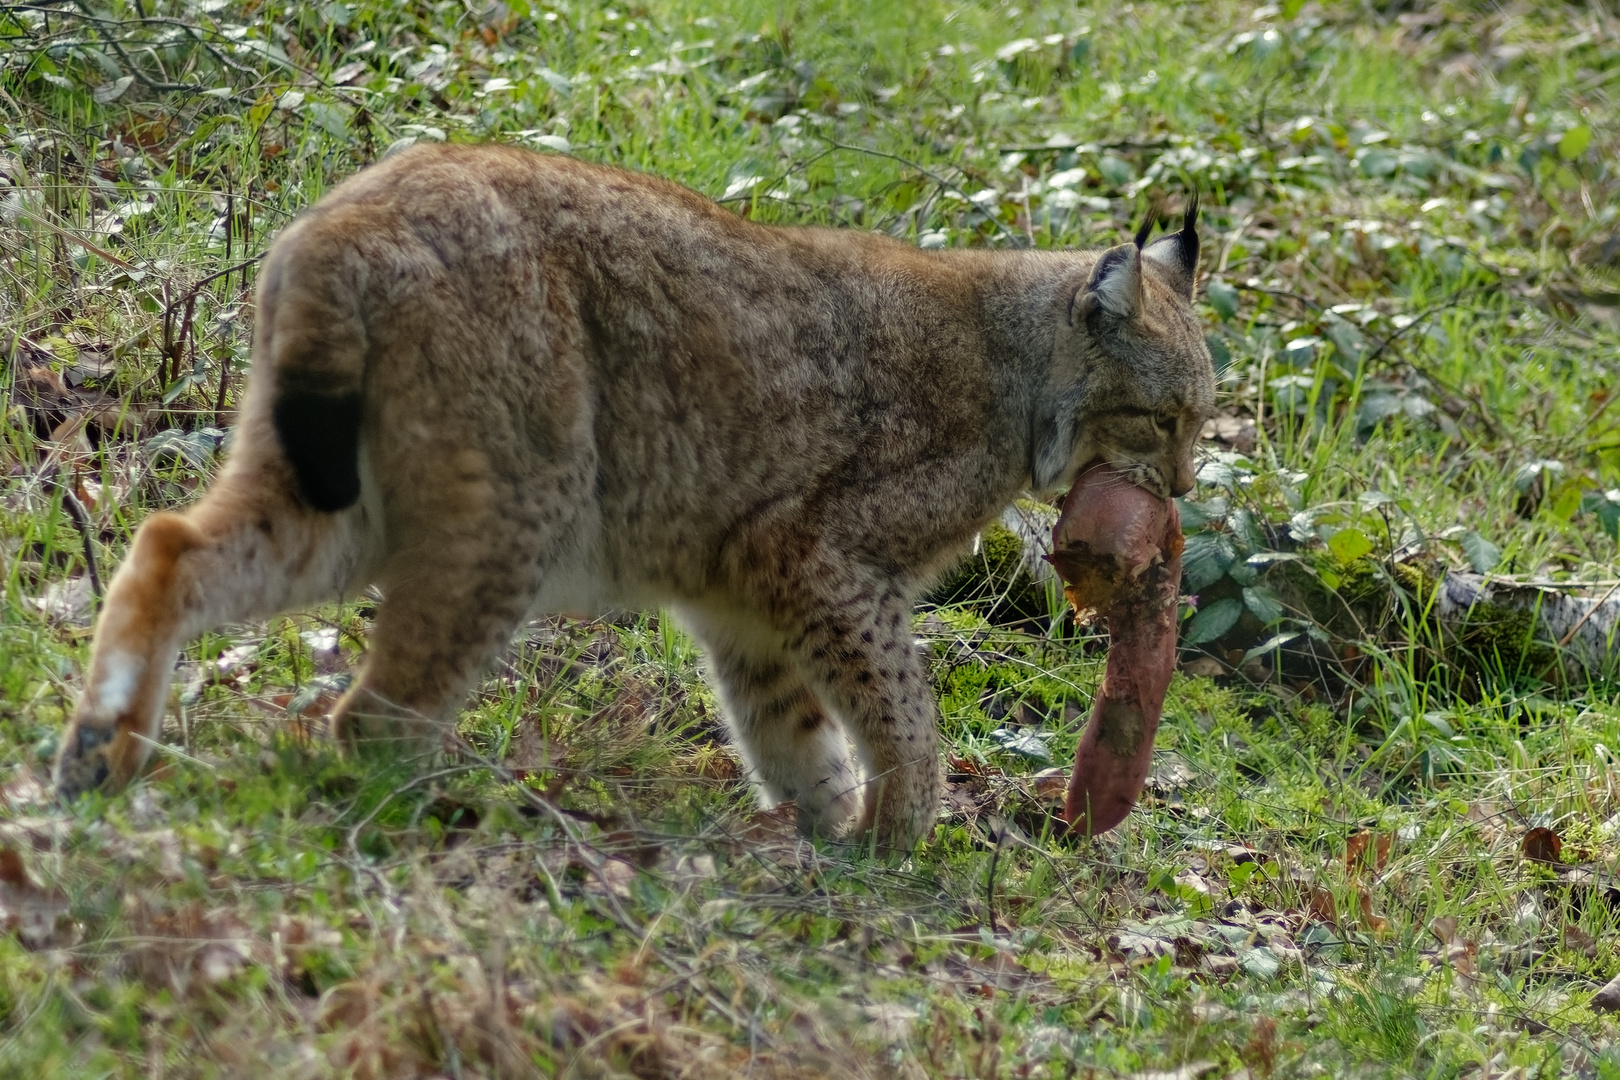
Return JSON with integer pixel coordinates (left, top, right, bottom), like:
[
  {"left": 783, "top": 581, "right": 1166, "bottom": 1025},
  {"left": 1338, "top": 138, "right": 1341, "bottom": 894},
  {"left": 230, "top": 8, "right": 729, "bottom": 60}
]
[{"left": 55, "top": 144, "right": 1215, "bottom": 849}]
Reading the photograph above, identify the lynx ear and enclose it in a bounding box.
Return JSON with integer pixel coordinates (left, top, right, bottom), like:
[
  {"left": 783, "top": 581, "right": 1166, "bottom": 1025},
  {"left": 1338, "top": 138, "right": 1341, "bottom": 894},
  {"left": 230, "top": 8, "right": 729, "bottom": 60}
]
[
  {"left": 1074, "top": 243, "right": 1142, "bottom": 323},
  {"left": 1143, "top": 192, "right": 1200, "bottom": 300}
]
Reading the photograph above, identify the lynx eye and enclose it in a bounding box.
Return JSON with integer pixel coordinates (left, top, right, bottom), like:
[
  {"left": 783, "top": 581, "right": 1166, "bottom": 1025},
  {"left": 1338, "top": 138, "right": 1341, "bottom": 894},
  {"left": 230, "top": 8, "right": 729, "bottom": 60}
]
[{"left": 1155, "top": 414, "right": 1178, "bottom": 437}]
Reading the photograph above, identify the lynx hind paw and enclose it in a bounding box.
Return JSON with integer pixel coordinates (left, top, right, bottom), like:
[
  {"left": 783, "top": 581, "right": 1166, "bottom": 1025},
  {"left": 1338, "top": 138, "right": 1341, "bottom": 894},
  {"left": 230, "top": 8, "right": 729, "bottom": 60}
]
[
  {"left": 330, "top": 691, "right": 449, "bottom": 763},
  {"left": 53, "top": 720, "right": 118, "bottom": 800}
]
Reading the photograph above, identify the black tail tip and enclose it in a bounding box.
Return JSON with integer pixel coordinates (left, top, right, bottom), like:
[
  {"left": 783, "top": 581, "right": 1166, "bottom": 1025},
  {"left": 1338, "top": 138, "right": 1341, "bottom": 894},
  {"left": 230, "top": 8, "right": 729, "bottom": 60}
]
[{"left": 273, "top": 390, "right": 362, "bottom": 512}]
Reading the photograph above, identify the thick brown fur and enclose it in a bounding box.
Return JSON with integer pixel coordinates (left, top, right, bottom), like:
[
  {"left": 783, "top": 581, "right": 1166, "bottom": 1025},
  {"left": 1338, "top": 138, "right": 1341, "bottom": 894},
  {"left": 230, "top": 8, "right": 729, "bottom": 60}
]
[{"left": 55, "top": 143, "right": 1215, "bottom": 849}]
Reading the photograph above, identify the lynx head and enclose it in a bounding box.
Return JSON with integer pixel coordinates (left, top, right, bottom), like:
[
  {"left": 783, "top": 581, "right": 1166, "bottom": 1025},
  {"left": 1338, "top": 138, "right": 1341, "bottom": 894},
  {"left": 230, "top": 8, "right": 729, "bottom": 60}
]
[{"left": 1034, "top": 198, "right": 1217, "bottom": 499}]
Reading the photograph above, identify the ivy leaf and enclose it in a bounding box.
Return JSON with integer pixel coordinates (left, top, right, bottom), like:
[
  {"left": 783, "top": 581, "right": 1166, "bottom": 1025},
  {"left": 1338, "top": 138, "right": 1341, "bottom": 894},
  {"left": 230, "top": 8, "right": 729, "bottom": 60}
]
[
  {"left": 1549, "top": 481, "right": 1583, "bottom": 522},
  {"left": 1513, "top": 459, "right": 1564, "bottom": 491},
  {"left": 990, "top": 727, "right": 1051, "bottom": 764},
  {"left": 1460, "top": 531, "right": 1501, "bottom": 574},
  {"left": 1597, "top": 501, "right": 1620, "bottom": 540},
  {"left": 304, "top": 101, "right": 350, "bottom": 140},
  {"left": 1243, "top": 631, "right": 1301, "bottom": 664},
  {"left": 1581, "top": 490, "right": 1620, "bottom": 540},
  {"left": 1097, "top": 155, "right": 1136, "bottom": 187},
  {"left": 1183, "top": 598, "right": 1242, "bottom": 645},
  {"left": 1243, "top": 585, "right": 1285, "bottom": 625},
  {"left": 536, "top": 67, "right": 574, "bottom": 96},
  {"left": 1558, "top": 125, "right": 1591, "bottom": 161},
  {"left": 1323, "top": 318, "right": 1366, "bottom": 364},
  {"left": 1357, "top": 393, "right": 1404, "bottom": 431},
  {"left": 1182, "top": 532, "right": 1237, "bottom": 592},
  {"left": 1358, "top": 148, "right": 1398, "bottom": 177},
  {"left": 1358, "top": 489, "right": 1396, "bottom": 511},
  {"left": 1177, "top": 497, "right": 1223, "bottom": 531},
  {"left": 1205, "top": 278, "right": 1239, "bottom": 320},
  {"left": 1326, "top": 526, "right": 1374, "bottom": 563},
  {"left": 92, "top": 76, "right": 134, "bottom": 104}
]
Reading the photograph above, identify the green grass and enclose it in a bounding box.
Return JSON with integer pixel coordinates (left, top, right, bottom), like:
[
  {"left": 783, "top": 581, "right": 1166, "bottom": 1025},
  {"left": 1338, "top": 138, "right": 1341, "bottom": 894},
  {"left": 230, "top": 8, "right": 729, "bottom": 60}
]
[{"left": 4, "top": 0, "right": 1620, "bottom": 1076}]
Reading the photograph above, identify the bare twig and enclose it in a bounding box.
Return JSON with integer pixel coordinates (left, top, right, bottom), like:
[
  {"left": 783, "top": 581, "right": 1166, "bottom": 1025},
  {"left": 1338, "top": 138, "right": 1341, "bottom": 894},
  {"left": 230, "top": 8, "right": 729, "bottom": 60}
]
[
  {"left": 27, "top": 465, "right": 102, "bottom": 606},
  {"left": 808, "top": 135, "right": 1025, "bottom": 246}
]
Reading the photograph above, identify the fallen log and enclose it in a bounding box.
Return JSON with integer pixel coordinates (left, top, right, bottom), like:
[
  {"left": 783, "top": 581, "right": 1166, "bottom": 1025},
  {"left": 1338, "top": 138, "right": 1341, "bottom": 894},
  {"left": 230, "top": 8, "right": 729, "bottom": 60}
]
[{"left": 1435, "top": 572, "right": 1620, "bottom": 681}]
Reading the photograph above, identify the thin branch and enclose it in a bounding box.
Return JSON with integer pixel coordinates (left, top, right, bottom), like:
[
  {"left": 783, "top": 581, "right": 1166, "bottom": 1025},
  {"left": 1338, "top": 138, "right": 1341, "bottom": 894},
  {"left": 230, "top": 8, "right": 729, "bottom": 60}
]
[{"left": 38, "top": 471, "right": 103, "bottom": 606}]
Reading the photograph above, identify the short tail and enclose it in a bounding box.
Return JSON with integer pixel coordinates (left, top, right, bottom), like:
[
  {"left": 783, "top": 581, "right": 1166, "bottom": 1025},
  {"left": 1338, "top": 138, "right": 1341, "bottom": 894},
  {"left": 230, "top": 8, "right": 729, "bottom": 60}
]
[
  {"left": 273, "top": 390, "right": 362, "bottom": 511},
  {"left": 258, "top": 216, "right": 369, "bottom": 512}
]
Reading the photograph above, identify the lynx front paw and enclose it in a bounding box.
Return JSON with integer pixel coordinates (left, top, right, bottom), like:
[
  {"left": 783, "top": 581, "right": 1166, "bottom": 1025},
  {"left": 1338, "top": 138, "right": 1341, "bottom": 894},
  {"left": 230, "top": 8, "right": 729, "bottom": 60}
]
[
  {"left": 54, "top": 719, "right": 120, "bottom": 799},
  {"left": 856, "top": 766, "right": 940, "bottom": 853}
]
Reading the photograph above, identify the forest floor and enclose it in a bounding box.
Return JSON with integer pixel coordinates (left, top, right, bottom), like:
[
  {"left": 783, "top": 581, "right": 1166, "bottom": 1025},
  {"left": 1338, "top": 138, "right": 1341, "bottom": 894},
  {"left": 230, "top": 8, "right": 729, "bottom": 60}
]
[{"left": 4, "top": 1, "right": 1620, "bottom": 1076}]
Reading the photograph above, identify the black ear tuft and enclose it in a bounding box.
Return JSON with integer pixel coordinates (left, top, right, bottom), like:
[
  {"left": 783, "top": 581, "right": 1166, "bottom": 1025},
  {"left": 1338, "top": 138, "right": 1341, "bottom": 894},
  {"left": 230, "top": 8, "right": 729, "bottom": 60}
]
[
  {"left": 1178, "top": 190, "right": 1200, "bottom": 275},
  {"left": 1141, "top": 190, "right": 1201, "bottom": 300},
  {"left": 1133, "top": 214, "right": 1155, "bottom": 250}
]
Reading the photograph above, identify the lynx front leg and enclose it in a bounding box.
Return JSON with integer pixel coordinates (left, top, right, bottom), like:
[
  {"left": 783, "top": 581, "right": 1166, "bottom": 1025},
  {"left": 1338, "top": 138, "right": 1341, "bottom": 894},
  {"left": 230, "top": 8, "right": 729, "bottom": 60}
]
[
  {"left": 56, "top": 475, "right": 361, "bottom": 798},
  {"left": 785, "top": 586, "right": 941, "bottom": 852},
  {"left": 684, "top": 612, "right": 861, "bottom": 837}
]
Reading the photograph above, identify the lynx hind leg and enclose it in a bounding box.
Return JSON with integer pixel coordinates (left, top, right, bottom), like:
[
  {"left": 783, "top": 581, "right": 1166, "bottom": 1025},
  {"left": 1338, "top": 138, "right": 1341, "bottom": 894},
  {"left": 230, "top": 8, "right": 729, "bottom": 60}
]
[
  {"left": 327, "top": 491, "right": 551, "bottom": 757},
  {"left": 55, "top": 468, "right": 362, "bottom": 798},
  {"left": 686, "top": 613, "right": 861, "bottom": 837},
  {"left": 328, "top": 570, "right": 535, "bottom": 758}
]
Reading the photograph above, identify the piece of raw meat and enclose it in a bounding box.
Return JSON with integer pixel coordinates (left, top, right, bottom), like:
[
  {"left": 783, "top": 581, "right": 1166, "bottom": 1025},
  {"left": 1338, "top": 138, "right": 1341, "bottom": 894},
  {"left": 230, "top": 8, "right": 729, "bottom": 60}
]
[{"left": 1046, "top": 465, "right": 1184, "bottom": 836}]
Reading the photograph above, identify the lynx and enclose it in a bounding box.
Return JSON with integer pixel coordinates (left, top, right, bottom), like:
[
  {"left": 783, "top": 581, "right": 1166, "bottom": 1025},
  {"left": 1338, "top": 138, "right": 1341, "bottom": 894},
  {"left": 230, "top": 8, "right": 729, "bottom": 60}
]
[{"left": 55, "top": 143, "right": 1215, "bottom": 849}]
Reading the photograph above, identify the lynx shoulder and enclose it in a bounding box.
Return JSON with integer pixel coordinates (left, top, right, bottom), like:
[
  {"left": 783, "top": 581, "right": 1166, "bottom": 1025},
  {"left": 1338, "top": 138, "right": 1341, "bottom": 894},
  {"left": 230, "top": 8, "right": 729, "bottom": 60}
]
[{"left": 55, "top": 143, "right": 1215, "bottom": 848}]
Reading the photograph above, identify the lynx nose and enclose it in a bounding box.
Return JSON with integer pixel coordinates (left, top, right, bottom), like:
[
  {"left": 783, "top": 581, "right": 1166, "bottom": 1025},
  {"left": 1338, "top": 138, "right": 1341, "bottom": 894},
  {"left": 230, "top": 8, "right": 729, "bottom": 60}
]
[{"left": 1168, "top": 459, "right": 1197, "bottom": 498}]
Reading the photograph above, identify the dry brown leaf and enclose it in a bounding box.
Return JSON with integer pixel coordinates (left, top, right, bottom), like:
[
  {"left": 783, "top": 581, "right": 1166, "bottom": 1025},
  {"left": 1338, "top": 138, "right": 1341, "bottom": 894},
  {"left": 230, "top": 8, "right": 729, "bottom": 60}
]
[
  {"left": 1357, "top": 889, "right": 1388, "bottom": 933},
  {"left": 331, "top": 60, "right": 370, "bottom": 86},
  {"left": 1564, "top": 923, "right": 1599, "bottom": 959},
  {"left": 1447, "top": 939, "right": 1479, "bottom": 987},
  {"left": 504, "top": 715, "right": 553, "bottom": 775},
  {"left": 1125, "top": 1062, "right": 1220, "bottom": 1080},
  {"left": 736, "top": 804, "right": 800, "bottom": 844},
  {"left": 320, "top": 976, "right": 439, "bottom": 1080},
  {"left": 1174, "top": 869, "right": 1212, "bottom": 902},
  {"left": 0, "top": 845, "right": 74, "bottom": 949},
  {"left": 947, "top": 753, "right": 991, "bottom": 777},
  {"left": 1031, "top": 766, "right": 1067, "bottom": 801},
  {"left": 1345, "top": 830, "right": 1392, "bottom": 873},
  {"left": 1307, "top": 886, "right": 1338, "bottom": 926},
  {"left": 124, "top": 901, "right": 262, "bottom": 991},
  {"left": 318, "top": 978, "right": 384, "bottom": 1031},
  {"left": 29, "top": 576, "right": 95, "bottom": 625},
  {"left": 1243, "top": 1014, "right": 1278, "bottom": 1079},
  {"left": 694, "top": 746, "right": 741, "bottom": 781},
  {"left": 0, "top": 770, "right": 48, "bottom": 812},
  {"left": 1178, "top": 655, "right": 1225, "bottom": 678},
  {"left": 1522, "top": 826, "right": 1563, "bottom": 864}
]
